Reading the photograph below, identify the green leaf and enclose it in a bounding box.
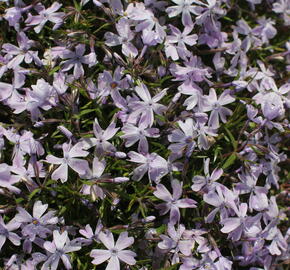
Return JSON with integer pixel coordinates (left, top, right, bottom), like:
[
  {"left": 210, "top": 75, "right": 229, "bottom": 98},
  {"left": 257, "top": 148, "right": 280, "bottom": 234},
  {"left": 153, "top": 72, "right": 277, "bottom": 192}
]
[{"left": 222, "top": 153, "right": 237, "bottom": 169}]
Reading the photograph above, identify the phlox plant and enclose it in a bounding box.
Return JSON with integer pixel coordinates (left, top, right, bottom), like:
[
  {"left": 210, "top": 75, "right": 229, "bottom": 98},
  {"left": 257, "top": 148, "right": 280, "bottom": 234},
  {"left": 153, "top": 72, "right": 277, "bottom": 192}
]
[{"left": 0, "top": 0, "right": 289, "bottom": 269}]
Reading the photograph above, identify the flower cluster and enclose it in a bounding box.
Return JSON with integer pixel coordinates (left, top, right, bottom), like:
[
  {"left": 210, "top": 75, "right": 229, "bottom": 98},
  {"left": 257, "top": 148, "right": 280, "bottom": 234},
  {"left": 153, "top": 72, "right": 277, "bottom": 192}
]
[{"left": 0, "top": 0, "right": 289, "bottom": 269}]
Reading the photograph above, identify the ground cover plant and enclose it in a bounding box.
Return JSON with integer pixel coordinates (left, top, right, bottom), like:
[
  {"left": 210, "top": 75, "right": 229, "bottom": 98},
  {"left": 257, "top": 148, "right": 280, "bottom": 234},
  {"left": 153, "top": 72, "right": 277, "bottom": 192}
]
[{"left": 0, "top": 0, "right": 289, "bottom": 269}]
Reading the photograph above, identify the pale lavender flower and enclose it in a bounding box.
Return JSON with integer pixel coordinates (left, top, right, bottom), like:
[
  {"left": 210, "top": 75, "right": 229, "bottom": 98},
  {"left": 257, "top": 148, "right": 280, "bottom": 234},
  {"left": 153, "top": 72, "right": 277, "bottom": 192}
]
[
  {"left": 46, "top": 141, "right": 89, "bottom": 183},
  {"left": 9, "top": 79, "right": 56, "bottom": 121},
  {"left": 273, "top": 0, "right": 290, "bottom": 25},
  {"left": 128, "top": 2, "right": 166, "bottom": 42},
  {"left": 121, "top": 123, "right": 159, "bottom": 153},
  {"left": 79, "top": 220, "right": 103, "bottom": 245},
  {"left": 191, "top": 158, "right": 223, "bottom": 192},
  {"left": 97, "top": 66, "right": 129, "bottom": 100},
  {"left": 165, "top": 25, "right": 198, "bottom": 60},
  {"left": 128, "top": 84, "right": 167, "bottom": 128},
  {"left": 61, "top": 44, "right": 97, "bottom": 79},
  {"left": 221, "top": 203, "right": 261, "bottom": 241},
  {"left": 168, "top": 118, "right": 198, "bottom": 158},
  {"left": 42, "top": 230, "right": 81, "bottom": 270},
  {"left": 90, "top": 231, "right": 136, "bottom": 270},
  {"left": 166, "top": 0, "right": 201, "bottom": 26},
  {"left": 25, "top": 2, "right": 65, "bottom": 33},
  {"left": 154, "top": 179, "right": 197, "bottom": 224},
  {"left": 128, "top": 151, "right": 168, "bottom": 183},
  {"left": 203, "top": 88, "right": 235, "bottom": 129},
  {"left": 2, "top": 32, "right": 42, "bottom": 68},
  {"left": 170, "top": 55, "right": 211, "bottom": 83},
  {"left": 0, "top": 215, "right": 21, "bottom": 251},
  {"left": 158, "top": 223, "right": 194, "bottom": 262},
  {"left": 81, "top": 118, "right": 119, "bottom": 156},
  {"left": 15, "top": 201, "right": 58, "bottom": 242},
  {"left": 105, "top": 18, "right": 138, "bottom": 58},
  {"left": 203, "top": 185, "right": 237, "bottom": 223},
  {"left": 0, "top": 163, "right": 21, "bottom": 194}
]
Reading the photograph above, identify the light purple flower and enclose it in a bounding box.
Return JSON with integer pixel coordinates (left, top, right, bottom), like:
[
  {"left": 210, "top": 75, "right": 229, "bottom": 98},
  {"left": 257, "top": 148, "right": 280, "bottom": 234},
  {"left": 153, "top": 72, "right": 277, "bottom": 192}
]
[
  {"left": 46, "top": 141, "right": 89, "bottom": 183},
  {"left": 105, "top": 18, "right": 138, "bottom": 58},
  {"left": 0, "top": 215, "right": 21, "bottom": 251},
  {"left": 128, "top": 151, "right": 168, "bottom": 183},
  {"left": 61, "top": 44, "right": 97, "bottom": 79},
  {"left": 90, "top": 231, "right": 136, "bottom": 270},
  {"left": 81, "top": 117, "right": 119, "bottom": 156},
  {"left": 128, "top": 83, "right": 167, "bottom": 128},
  {"left": 25, "top": 2, "right": 65, "bottom": 33},
  {"left": 15, "top": 201, "right": 58, "bottom": 241},
  {"left": 42, "top": 230, "right": 81, "bottom": 270},
  {"left": 2, "top": 32, "right": 42, "bottom": 69},
  {"left": 203, "top": 88, "right": 235, "bottom": 128},
  {"left": 154, "top": 179, "right": 197, "bottom": 224},
  {"left": 121, "top": 123, "right": 159, "bottom": 153},
  {"left": 166, "top": 0, "right": 201, "bottom": 27},
  {"left": 191, "top": 158, "right": 223, "bottom": 192}
]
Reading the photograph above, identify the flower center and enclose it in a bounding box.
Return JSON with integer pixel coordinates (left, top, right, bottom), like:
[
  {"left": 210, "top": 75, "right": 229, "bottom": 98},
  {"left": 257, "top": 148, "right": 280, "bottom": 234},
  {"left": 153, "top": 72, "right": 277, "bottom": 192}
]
[{"left": 110, "top": 248, "right": 118, "bottom": 256}]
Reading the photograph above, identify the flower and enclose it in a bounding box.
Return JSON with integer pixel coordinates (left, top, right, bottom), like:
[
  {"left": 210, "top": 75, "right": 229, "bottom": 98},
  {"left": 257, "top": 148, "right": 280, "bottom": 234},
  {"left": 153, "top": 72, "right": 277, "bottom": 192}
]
[
  {"left": 154, "top": 179, "right": 197, "bottom": 224},
  {"left": 0, "top": 215, "right": 21, "bottom": 251},
  {"left": 128, "top": 151, "right": 168, "bottom": 183},
  {"left": 42, "top": 230, "right": 81, "bottom": 270},
  {"left": 90, "top": 231, "right": 136, "bottom": 270},
  {"left": 25, "top": 2, "right": 65, "bottom": 33},
  {"left": 46, "top": 141, "right": 89, "bottom": 183},
  {"left": 15, "top": 201, "right": 58, "bottom": 241},
  {"left": 128, "top": 83, "right": 167, "bottom": 128}
]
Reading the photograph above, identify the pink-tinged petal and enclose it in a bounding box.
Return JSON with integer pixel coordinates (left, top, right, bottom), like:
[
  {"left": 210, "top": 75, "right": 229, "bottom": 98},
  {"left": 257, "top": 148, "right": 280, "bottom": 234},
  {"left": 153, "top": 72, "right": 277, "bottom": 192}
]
[
  {"left": 99, "top": 231, "right": 115, "bottom": 249},
  {"left": 75, "top": 44, "right": 86, "bottom": 56},
  {"left": 169, "top": 205, "right": 180, "bottom": 224},
  {"left": 115, "top": 232, "right": 134, "bottom": 250},
  {"left": 135, "top": 84, "right": 151, "bottom": 102},
  {"left": 44, "top": 241, "right": 56, "bottom": 253},
  {"left": 90, "top": 249, "right": 111, "bottom": 265},
  {"left": 152, "top": 89, "right": 167, "bottom": 103},
  {"left": 33, "top": 201, "right": 48, "bottom": 219},
  {"left": 7, "top": 54, "right": 24, "bottom": 69},
  {"left": 178, "top": 239, "right": 193, "bottom": 256},
  {"left": 239, "top": 203, "right": 248, "bottom": 217},
  {"left": 2, "top": 43, "right": 20, "bottom": 54},
  {"left": 61, "top": 254, "right": 72, "bottom": 269},
  {"left": 122, "top": 42, "right": 138, "bottom": 58},
  {"left": 51, "top": 164, "right": 68, "bottom": 183},
  {"left": 205, "top": 208, "right": 220, "bottom": 223},
  {"left": 46, "top": 155, "right": 63, "bottom": 164},
  {"left": 64, "top": 243, "right": 81, "bottom": 253},
  {"left": 211, "top": 168, "right": 223, "bottom": 181},
  {"left": 8, "top": 232, "right": 21, "bottom": 246},
  {"left": 118, "top": 250, "right": 136, "bottom": 265},
  {"left": 69, "top": 142, "right": 89, "bottom": 158},
  {"left": 203, "top": 192, "right": 222, "bottom": 207},
  {"left": 175, "top": 198, "right": 197, "bottom": 208},
  {"left": 132, "top": 164, "right": 148, "bottom": 181},
  {"left": 15, "top": 207, "right": 32, "bottom": 223},
  {"left": 209, "top": 110, "right": 219, "bottom": 129},
  {"left": 5, "top": 219, "right": 21, "bottom": 231},
  {"left": 220, "top": 218, "right": 241, "bottom": 233},
  {"left": 128, "top": 151, "right": 147, "bottom": 164},
  {"left": 92, "top": 157, "right": 106, "bottom": 178},
  {"left": 68, "top": 158, "right": 89, "bottom": 175},
  {"left": 80, "top": 224, "right": 94, "bottom": 238},
  {"left": 0, "top": 235, "right": 6, "bottom": 251},
  {"left": 53, "top": 230, "right": 67, "bottom": 250},
  {"left": 73, "top": 62, "right": 84, "bottom": 79},
  {"left": 0, "top": 82, "right": 13, "bottom": 101},
  {"left": 154, "top": 184, "right": 172, "bottom": 202},
  {"left": 103, "top": 122, "right": 119, "bottom": 140},
  {"left": 106, "top": 256, "right": 120, "bottom": 270},
  {"left": 172, "top": 179, "right": 182, "bottom": 200}
]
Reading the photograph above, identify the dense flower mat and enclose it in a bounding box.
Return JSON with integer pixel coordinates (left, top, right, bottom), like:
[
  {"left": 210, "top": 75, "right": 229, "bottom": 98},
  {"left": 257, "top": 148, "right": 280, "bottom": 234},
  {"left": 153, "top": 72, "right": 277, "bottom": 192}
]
[{"left": 0, "top": 0, "right": 289, "bottom": 269}]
